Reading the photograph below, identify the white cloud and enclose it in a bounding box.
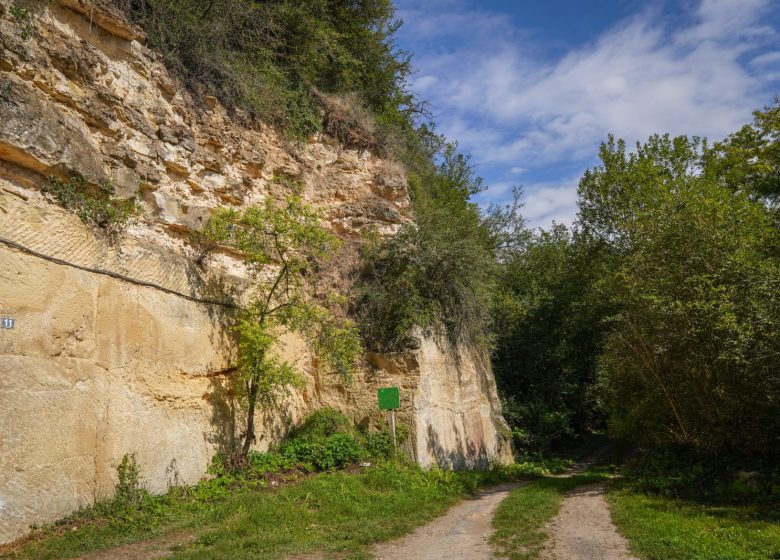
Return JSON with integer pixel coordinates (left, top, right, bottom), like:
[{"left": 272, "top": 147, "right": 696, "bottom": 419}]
[
  {"left": 751, "top": 51, "right": 780, "bottom": 66},
  {"left": 396, "top": 0, "right": 779, "bottom": 228},
  {"left": 520, "top": 181, "right": 580, "bottom": 231}
]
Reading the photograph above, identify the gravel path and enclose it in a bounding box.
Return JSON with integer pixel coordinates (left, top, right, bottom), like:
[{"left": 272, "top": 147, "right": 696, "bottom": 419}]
[
  {"left": 373, "top": 483, "right": 521, "bottom": 560},
  {"left": 540, "top": 483, "right": 638, "bottom": 560}
]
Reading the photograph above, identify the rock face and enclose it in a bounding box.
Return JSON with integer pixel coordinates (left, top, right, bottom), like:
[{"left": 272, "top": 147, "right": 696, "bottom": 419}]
[{"left": 0, "top": 0, "right": 512, "bottom": 544}]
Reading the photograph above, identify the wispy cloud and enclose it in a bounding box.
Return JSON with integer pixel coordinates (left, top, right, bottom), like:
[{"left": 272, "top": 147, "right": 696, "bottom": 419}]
[
  {"left": 520, "top": 180, "right": 580, "bottom": 231},
  {"left": 396, "top": 0, "right": 780, "bottom": 227}
]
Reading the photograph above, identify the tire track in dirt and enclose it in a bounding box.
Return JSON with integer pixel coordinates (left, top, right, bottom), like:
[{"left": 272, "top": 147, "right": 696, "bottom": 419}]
[
  {"left": 539, "top": 483, "right": 638, "bottom": 560},
  {"left": 373, "top": 482, "right": 522, "bottom": 560}
]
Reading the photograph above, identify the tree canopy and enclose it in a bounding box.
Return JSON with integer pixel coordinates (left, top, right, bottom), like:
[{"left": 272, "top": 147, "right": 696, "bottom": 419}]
[{"left": 493, "top": 103, "right": 780, "bottom": 456}]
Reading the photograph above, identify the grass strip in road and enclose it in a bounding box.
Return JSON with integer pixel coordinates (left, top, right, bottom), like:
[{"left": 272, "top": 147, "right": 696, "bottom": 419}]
[
  {"left": 607, "top": 485, "right": 780, "bottom": 560},
  {"left": 490, "top": 471, "right": 610, "bottom": 560}
]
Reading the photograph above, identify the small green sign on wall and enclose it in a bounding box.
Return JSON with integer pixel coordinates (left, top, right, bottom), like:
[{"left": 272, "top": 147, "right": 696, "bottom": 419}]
[{"left": 377, "top": 387, "right": 400, "bottom": 411}]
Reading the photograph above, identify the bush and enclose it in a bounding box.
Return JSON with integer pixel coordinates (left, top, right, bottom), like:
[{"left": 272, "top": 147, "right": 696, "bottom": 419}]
[
  {"left": 281, "top": 433, "right": 363, "bottom": 471},
  {"left": 355, "top": 141, "right": 497, "bottom": 351},
  {"left": 624, "top": 446, "right": 780, "bottom": 507},
  {"left": 363, "top": 430, "right": 394, "bottom": 459},
  {"left": 247, "top": 449, "right": 297, "bottom": 475},
  {"left": 362, "top": 423, "right": 409, "bottom": 459},
  {"left": 42, "top": 175, "right": 138, "bottom": 236},
  {"left": 286, "top": 408, "right": 351, "bottom": 442}
]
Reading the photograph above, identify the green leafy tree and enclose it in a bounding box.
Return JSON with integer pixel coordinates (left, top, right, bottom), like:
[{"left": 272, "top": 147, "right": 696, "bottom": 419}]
[
  {"left": 491, "top": 224, "right": 612, "bottom": 454},
  {"left": 355, "top": 140, "right": 497, "bottom": 351},
  {"left": 707, "top": 99, "right": 780, "bottom": 206},
  {"left": 203, "top": 194, "right": 362, "bottom": 457},
  {"left": 579, "top": 133, "right": 780, "bottom": 452}
]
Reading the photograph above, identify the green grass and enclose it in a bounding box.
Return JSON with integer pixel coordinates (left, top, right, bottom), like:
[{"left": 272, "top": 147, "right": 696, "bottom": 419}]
[
  {"left": 607, "top": 485, "right": 780, "bottom": 560},
  {"left": 3, "top": 461, "right": 557, "bottom": 560},
  {"left": 490, "top": 471, "right": 610, "bottom": 560}
]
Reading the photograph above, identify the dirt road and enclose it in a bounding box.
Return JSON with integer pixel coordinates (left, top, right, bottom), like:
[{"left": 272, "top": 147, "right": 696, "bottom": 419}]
[
  {"left": 373, "top": 483, "right": 521, "bottom": 560},
  {"left": 540, "top": 483, "right": 637, "bottom": 560}
]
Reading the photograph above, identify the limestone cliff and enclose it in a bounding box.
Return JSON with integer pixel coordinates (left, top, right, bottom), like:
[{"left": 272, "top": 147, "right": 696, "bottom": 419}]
[{"left": 0, "top": 0, "right": 512, "bottom": 544}]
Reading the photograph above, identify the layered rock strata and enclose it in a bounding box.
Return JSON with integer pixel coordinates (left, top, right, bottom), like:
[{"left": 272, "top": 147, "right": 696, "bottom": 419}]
[{"left": 0, "top": 0, "right": 512, "bottom": 543}]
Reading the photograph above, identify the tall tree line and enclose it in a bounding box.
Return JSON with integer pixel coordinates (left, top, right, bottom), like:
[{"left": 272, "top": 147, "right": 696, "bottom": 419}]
[{"left": 493, "top": 102, "right": 780, "bottom": 457}]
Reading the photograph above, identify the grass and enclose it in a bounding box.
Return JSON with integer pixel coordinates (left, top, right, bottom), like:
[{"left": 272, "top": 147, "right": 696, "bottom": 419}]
[
  {"left": 15, "top": 435, "right": 778, "bottom": 560},
  {"left": 2, "top": 461, "right": 563, "bottom": 560},
  {"left": 490, "top": 470, "right": 611, "bottom": 560},
  {"left": 607, "top": 485, "right": 780, "bottom": 560}
]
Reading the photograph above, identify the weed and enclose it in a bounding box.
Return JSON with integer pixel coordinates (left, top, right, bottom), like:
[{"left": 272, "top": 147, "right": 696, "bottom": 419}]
[
  {"left": 271, "top": 171, "right": 304, "bottom": 193},
  {"left": 9, "top": 3, "right": 34, "bottom": 40},
  {"left": 41, "top": 175, "right": 139, "bottom": 237},
  {"left": 116, "top": 453, "right": 144, "bottom": 507}
]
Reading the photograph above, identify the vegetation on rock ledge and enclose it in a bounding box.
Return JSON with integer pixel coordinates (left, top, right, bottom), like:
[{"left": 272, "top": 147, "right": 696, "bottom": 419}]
[{"left": 42, "top": 175, "right": 139, "bottom": 237}]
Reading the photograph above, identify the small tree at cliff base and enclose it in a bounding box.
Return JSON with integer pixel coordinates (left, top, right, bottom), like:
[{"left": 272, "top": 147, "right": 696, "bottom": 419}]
[{"left": 202, "top": 193, "right": 362, "bottom": 458}]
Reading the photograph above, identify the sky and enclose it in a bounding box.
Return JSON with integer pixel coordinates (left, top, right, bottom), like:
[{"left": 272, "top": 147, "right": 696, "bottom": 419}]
[{"left": 393, "top": 0, "right": 780, "bottom": 229}]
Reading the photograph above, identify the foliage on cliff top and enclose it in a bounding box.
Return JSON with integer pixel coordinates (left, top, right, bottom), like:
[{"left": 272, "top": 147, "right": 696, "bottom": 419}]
[{"left": 111, "top": 0, "right": 413, "bottom": 142}]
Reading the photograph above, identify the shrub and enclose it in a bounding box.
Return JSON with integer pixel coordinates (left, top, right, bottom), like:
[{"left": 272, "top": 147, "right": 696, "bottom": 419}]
[
  {"left": 115, "top": 453, "right": 144, "bottom": 507},
  {"left": 355, "top": 142, "right": 498, "bottom": 351},
  {"left": 281, "top": 433, "right": 364, "bottom": 471},
  {"left": 42, "top": 175, "right": 138, "bottom": 237},
  {"left": 286, "top": 408, "right": 351, "bottom": 442},
  {"left": 247, "top": 449, "right": 297, "bottom": 475},
  {"left": 363, "top": 430, "right": 394, "bottom": 459},
  {"left": 363, "top": 423, "right": 409, "bottom": 459},
  {"left": 315, "top": 90, "right": 379, "bottom": 151},
  {"left": 624, "top": 446, "right": 780, "bottom": 507}
]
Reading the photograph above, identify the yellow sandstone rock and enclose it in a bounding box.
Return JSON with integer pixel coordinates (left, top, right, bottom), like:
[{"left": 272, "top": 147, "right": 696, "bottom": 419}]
[{"left": 0, "top": 0, "right": 512, "bottom": 543}]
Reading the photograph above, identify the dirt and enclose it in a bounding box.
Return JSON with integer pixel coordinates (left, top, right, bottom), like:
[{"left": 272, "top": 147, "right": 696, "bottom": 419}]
[
  {"left": 540, "top": 483, "right": 638, "bottom": 560},
  {"left": 373, "top": 482, "right": 521, "bottom": 560},
  {"left": 73, "top": 531, "right": 198, "bottom": 560}
]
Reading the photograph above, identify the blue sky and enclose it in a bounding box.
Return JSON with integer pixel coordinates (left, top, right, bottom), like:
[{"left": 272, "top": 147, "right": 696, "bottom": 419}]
[{"left": 393, "top": 0, "right": 780, "bottom": 229}]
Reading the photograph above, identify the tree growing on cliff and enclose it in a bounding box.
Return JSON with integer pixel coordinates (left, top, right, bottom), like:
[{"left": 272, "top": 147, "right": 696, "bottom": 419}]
[{"left": 202, "top": 192, "right": 362, "bottom": 458}]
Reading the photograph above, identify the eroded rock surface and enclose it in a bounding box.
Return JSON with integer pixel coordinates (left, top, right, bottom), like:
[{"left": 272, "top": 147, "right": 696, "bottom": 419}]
[{"left": 0, "top": 0, "right": 512, "bottom": 544}]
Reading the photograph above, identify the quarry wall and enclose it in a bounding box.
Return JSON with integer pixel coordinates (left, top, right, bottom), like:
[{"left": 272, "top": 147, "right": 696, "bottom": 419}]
[{"left": 0, "top": 0, "right": 512, "bottom": 543}]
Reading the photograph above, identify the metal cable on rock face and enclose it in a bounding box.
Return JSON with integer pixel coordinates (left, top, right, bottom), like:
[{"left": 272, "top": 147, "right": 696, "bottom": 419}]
[{"left": 0, "top": 235, "right": 237, "bottom": 308}]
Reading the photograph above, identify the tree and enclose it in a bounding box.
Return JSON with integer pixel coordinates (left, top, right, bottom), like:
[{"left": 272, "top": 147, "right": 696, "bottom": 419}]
[
  {"left": 202, "top": 193, "right": 362, "bottom": 457},
  {"left": 354, "top": 139, "right": 497, "bottom": 351},
  {"left": 491, "top": 224, "right": 612, "bottom": 454},
  {"left": 707, "top": 99, "right": 780, "bottom": 207},
  {"left": 579, "top": 133, "right": 780, "bottom": 453}
]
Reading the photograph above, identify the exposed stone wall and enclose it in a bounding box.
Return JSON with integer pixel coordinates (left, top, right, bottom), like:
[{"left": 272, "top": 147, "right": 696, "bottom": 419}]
[{"left": 0, "top": 0, "right": 512, "bottom": 544}]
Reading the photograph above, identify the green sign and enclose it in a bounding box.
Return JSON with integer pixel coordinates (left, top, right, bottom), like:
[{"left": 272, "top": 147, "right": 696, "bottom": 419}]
[{"left": 377, "top": 387, "right": 400, "bottom": 410}]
